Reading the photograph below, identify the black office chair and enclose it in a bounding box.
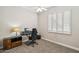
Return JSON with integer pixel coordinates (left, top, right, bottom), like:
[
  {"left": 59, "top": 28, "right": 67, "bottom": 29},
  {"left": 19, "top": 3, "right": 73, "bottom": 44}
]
[{"left": 25, "top": 28, "right": 38, "bottom": 47}]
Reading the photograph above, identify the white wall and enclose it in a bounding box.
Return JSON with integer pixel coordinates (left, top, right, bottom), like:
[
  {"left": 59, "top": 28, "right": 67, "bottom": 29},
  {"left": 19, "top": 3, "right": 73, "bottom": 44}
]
[
  {"left": 0, "top": 6, "right": 38, "bottom": 39},
  {"left": 38, "top": 6, "right": 79, "bottom": 50}
]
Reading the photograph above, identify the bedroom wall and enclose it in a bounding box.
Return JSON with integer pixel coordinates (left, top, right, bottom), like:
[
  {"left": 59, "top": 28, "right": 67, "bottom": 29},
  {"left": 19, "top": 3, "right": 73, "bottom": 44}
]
[
  {"left": 0, "top": 6, "right": 38, "bottom": 40},
  {"left": 38, "top": 6, "right": 79, "bottom": 50}
]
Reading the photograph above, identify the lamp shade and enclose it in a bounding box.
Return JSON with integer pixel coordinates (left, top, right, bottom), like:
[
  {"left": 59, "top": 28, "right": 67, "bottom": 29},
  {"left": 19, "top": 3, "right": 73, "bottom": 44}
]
[{"left": 11, "top": 27, "right": 20, "bottom": 32}]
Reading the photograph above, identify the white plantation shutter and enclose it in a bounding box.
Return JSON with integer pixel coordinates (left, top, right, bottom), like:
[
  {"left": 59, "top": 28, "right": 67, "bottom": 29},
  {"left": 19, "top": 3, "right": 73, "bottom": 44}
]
[
  {"left": 48, "top": 14, "right": 52, "bottom": 32},
  {"left": 48, "top": 10, "right": 71, "bottom": 34},
  {"left": 52, "top": 13, "right": 57, "bottom": 32},
  {"left": 57, "top": 12, "right": 63, "bottom": 33},
  {"left": 63, "top": 11, "right": 71, "bottom": 34}
]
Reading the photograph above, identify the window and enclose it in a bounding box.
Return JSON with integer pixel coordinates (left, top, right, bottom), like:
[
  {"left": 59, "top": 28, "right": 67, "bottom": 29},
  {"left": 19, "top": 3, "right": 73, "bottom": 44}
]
[{"left": 48, "top": 10, "right": 71, "bottom": 34}]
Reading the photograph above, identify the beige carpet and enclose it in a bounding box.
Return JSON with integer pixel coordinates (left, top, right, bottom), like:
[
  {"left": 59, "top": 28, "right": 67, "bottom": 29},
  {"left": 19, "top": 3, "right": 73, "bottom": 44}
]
[{"left": 0, "top": 39, "right": 79, "bottom": 53}]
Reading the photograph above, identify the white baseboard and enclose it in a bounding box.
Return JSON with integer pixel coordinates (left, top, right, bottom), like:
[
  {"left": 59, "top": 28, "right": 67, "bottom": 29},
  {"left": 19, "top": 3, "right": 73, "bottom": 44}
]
[{"left": 42, "top": 37, "right": 79, "bottom": 51}]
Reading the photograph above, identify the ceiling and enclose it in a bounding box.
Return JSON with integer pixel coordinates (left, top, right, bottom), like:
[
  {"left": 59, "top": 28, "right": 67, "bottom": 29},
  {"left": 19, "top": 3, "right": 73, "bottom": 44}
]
[{"left": 21, "top": 6, "right": 52, "bottom": 13}]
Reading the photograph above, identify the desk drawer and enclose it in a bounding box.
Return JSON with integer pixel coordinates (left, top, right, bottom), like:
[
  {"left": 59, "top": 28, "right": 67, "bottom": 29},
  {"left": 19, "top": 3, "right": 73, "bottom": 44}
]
[{"left": 12, "top": 41, "right": 22, "bottom": 48}]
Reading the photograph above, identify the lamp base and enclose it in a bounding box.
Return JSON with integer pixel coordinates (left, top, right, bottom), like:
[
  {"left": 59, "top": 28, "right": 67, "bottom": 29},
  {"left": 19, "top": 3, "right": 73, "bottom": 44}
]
[{"left": 16, "top": 32, "right": 18, "bottom": 36}]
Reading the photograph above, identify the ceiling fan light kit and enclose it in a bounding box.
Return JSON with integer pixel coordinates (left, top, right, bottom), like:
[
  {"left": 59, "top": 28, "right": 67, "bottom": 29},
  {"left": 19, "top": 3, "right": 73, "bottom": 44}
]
[{"left": 36, "top": 8, "right": 43, "bottom": 12}]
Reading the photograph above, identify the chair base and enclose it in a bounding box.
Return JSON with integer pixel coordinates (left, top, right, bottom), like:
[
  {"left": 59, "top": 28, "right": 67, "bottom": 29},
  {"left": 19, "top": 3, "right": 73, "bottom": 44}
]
[{"left": 24, "top": 40, "right": 38, "bottom": 47}]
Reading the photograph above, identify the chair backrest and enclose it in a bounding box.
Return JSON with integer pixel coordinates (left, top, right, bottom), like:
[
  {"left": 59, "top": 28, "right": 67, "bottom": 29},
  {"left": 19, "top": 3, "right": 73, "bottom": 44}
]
[{"left": 31, "top": 28, "right": 37, "bottom": 41}]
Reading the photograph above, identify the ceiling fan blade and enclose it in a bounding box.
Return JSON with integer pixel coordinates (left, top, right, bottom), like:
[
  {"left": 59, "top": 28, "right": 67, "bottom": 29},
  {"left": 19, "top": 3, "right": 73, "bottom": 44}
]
[
  {"left": 36, "top": 6, "right": 48, "bottom": 13},
  {"left": 41, "top": 8, "right": 47, "bottom": 11}
]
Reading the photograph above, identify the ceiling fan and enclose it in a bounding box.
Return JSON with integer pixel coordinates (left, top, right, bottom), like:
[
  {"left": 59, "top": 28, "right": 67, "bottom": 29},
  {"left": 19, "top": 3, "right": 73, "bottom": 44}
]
[{"left": 36, "top": 6, "right": 48, "bottom": 13}]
